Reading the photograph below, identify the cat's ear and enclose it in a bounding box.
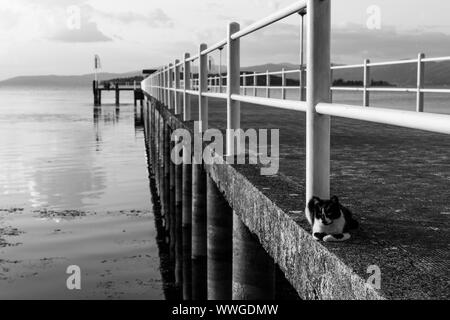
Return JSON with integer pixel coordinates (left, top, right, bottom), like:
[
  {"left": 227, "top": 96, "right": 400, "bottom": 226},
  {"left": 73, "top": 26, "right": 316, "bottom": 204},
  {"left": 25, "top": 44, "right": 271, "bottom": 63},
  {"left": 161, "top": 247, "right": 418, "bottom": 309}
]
[
  {"left": 330, "top": 196, "right": 340, "bottom": 204},
  {"left": 308, "top": 197, "right": 321, "bottom": 213}
]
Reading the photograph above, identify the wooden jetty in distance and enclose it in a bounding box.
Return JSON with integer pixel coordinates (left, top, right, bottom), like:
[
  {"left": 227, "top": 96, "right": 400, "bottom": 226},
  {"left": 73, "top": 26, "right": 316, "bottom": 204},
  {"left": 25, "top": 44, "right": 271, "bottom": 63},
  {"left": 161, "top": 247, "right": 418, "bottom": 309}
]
[
  {"left": 93, "top": 69, "right": 156, "bottom": 106},
  {"left": 138, "top": 0, "right": 449, "bottom": 300}
]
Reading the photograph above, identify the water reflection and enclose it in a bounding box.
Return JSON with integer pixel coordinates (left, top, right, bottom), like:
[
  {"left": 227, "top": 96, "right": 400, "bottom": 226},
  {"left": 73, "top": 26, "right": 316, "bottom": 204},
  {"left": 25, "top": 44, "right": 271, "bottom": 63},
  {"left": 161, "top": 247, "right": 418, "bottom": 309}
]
[
  {"left": 0, "top": 88, "right": 164, "bottom": 299},
  {"left": 0, "top": 88, "right": 150, "bottom": 213}
]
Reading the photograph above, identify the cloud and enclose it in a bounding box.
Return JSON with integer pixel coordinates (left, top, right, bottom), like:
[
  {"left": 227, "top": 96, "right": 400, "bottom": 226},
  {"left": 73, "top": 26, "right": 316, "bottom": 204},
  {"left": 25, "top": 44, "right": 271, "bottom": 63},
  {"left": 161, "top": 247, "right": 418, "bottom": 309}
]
[
  {"left": 332, "top": 24, "right": 450, "bottom": 62},
  {"left": 237, "top": 22, "right": 450, "bottom": 66},
  {"left": 49, "top": 20, "right": 112, "bottom": 43},
  {"left": 0, "top": 8, "right": 21, "bottom": 30},
  {"left": 44, "top": 4, "right": 112, "bottom": 43},
  {"left": 95, "top": 8, "right": 173, "bottom": 28}
]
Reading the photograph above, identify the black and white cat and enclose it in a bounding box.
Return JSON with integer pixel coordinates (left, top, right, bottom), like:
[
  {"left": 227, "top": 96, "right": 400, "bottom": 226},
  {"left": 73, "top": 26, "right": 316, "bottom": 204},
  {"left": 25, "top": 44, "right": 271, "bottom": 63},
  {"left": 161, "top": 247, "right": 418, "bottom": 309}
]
[{"left": 307, "top": 196, "right": 359, "bottom": 242}]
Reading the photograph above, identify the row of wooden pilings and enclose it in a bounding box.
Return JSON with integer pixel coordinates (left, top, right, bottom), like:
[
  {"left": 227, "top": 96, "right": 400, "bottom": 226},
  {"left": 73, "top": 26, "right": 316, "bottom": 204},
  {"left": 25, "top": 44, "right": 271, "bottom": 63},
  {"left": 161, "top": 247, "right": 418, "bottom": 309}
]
[
  {"left": 142, "top": 97, "right": 280, "bottom": 300},
  {"left": 93, "top": 80, "right": 144, "bottom": 107}
]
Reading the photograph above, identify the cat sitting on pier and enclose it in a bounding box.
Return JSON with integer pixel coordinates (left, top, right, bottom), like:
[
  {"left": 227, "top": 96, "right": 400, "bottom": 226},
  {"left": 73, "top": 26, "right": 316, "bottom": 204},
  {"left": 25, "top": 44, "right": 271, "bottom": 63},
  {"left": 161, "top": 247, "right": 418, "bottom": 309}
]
[{"left": 307, "top": 196, "right": 359, "bottom": 242}]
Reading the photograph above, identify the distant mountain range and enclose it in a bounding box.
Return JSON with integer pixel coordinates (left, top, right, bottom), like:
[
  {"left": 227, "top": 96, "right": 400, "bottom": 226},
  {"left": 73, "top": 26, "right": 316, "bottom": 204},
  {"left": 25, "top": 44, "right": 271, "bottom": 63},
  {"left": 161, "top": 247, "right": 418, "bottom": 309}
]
[
  {"left": 1, "top": 60, "right": 450, "bottom": 87},
  {"left": 242, "top": 61, "right": 450, "bottom": 87},
  {"left": 0, "top": 71, "right": 142, "bottom": 87}
]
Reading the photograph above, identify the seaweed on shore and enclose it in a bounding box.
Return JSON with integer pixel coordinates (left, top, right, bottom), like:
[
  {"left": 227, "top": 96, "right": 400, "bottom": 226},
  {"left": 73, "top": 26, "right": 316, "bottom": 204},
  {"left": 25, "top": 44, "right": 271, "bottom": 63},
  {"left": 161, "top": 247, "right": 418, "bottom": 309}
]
[
  {"left": 0, "top": 208, "right": 25, "bottom": 214},
  {"left": 33, "top": 209, "right": 89, "bottom": 219},
  {"left": 0, "top": 226, "right": 24, "bottom": 248}
]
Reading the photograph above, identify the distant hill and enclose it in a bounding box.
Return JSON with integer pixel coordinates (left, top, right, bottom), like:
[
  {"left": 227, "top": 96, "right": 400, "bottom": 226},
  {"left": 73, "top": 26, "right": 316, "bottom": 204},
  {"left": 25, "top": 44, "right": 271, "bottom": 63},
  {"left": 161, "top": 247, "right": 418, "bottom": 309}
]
[
  {"left": 0, "top": 71, "right": 143, "bottom": 87},
  {"left": 241, "top": 61, "right": 450, "bottom": 88},
  {"left": 2, "top": 60, "right": 450, "bottom": 88}
]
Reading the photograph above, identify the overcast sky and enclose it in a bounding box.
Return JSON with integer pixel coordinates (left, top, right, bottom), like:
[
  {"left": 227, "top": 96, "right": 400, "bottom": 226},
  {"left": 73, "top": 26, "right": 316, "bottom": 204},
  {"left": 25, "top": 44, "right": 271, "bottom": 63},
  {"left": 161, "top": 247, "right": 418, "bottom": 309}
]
[{"left": 1, "top": 0, "right": 450, "bottom": 80}]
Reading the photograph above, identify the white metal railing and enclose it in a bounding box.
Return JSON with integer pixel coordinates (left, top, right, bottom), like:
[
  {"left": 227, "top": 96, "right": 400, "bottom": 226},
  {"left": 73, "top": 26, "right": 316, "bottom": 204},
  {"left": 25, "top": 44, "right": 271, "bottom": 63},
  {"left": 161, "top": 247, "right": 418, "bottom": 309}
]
[
  {"left": 141, "top": 0, "right": 450, "bottom": 209},
  {"left": 150, "top": 52, "right": 450, "bottom": 112}
]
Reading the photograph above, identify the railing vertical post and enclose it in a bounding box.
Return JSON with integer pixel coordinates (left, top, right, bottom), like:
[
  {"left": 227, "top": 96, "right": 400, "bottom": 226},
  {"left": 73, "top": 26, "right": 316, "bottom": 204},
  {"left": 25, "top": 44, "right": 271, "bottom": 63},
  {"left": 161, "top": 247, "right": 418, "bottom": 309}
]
[
  {"left": 243, "top": 74, "right": 247, "bottom": 95},
  {"left": 281, "top": 68, "right": 286, "bottom": 100},
  {"left": 199, "top": 44, "right": 209, "bottom": 132},
  {"left": 163, "top": 67, "right": 169, "bottom": 107},
  {"left": 175, "top": 60, "right": 181, "bottom": 115},
  {"left": 183, "top": 53, "right": 192, "bottom": 121},
  {"left": 417, "top": 53, "right": 425, "bottom": 112},
  {"left": 363, "top": 59, "right": 370, "bottom": 107},
  {"left": 253, "top": 72, "right": 257, "bottom": 97},
  {"left": 305, "top": 0, "right": 331, "bottom": 221},
  {"left": 158, "top": 71, "right": 161, "bottom": 102},
  {"left": 219, "top": 47, "right": 224, "bottom": 94},
  {"left": 160, "top": 71, "right": 163, "bottom": 102},
  {"left": 266, "top": 70, "right": 270, "bottom": 98},
  {"left": 167, "top": 66, "right": 170, "bottom": 108},
  {"left": 227, "top": 22, "right": 241, "bottom": 156},
  {"left": 169, "top": 64, "right": 174, "bottom": 110},
  {"left": 299, "top": 9, "right": 306, "bottom": 102},
  {"left": 330, "top": 68, "right": 333, "bottom": 103},
  {"left": 162, "top": 67, "right": 166, "bottom": 106},
  {"left": 163, "top": 68, "right": 166, "bottom": 105}
]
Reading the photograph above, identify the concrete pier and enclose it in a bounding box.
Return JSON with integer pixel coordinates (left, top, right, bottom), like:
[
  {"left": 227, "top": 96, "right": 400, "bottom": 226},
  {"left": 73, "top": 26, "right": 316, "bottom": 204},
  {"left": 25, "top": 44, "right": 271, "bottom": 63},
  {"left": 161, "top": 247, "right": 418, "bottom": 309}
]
[
  {"left": 207, "top": 174, "right": 233, "bottom": 300},
  {"left": 191, "top": 163, "right": 208, "bottom": 300},
  {"left": 142, "top": 97, "right": 450, "bottom": 300},
  {"left": 138, "top": 0, "right": 450, "bottom": 301}
]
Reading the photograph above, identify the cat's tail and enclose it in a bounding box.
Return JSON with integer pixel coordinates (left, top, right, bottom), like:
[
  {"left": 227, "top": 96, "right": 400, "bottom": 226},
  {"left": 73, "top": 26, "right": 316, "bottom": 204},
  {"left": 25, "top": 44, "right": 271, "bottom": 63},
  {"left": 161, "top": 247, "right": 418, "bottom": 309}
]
[
  {"left": 347, "top": 217, "right": 359, "bottom": 230},
  {"left": 342, "top": 206, "right": 359, "bottom": 230}
]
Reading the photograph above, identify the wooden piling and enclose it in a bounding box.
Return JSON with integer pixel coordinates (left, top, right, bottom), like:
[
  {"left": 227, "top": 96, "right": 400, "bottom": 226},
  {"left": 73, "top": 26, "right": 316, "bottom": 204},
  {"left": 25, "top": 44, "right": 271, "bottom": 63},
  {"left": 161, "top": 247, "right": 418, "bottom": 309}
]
[
  {"left": 169, "top": 128, "right": 176, "bottom": 260},
  {"left": 93, "top": 80, "right": 100, "bottom": 106},
  {"left": 232, "top": 213, "right": 275, "bottom": 300},
  {"left": 207, "top": 175, "right": 233, "bottom": 300},
  {"left": 192, "top": 163, "right": 207, "bottom": 300},
  {"left": 182, "top": 159, "right": 193, "bottom": 300},
  {"left": 115, "top": 83, "right": 120, "bottom": 106},
  {"left": 160, "top": 121, "right": 167, "bottom": 219},
  {"left": 175, "top": 135, "right": 184, "bottom": 295}
]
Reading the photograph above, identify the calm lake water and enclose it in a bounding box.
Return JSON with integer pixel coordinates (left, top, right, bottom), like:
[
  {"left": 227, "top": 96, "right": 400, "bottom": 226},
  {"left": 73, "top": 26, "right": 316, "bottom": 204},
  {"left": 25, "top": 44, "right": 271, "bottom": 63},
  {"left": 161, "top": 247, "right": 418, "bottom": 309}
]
[
  {"left": 0, "top": 85, "right": 448, "bottom": 300},
  {"left": 0, "top": 86, "right": 166, "bottom": 299},
  {"left": 254, "top": 88, "right": 450, "bottom": 114}
]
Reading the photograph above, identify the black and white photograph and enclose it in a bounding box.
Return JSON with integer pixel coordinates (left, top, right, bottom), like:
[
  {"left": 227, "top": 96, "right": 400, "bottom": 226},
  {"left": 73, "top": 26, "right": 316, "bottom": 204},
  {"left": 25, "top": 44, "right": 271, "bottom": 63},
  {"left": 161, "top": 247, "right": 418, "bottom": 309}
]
[{"left": 0, "top": 0, "right": 448, "bottom": 309}]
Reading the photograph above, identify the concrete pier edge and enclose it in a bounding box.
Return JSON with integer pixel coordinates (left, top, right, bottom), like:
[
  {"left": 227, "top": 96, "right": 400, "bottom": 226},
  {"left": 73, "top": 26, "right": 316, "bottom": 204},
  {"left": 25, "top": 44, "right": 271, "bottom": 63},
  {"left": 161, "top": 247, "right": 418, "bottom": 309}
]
[{"left": 145, "top": 94, "right": 447, "bottom": 300}]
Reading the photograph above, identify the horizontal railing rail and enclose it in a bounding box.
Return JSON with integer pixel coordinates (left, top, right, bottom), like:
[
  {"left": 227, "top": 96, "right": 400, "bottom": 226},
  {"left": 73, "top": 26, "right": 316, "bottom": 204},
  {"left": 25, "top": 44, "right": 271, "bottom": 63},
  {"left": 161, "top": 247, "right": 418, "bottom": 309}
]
[
  {"left": 151, "top": 54, "right": 450, "bottom": 112},
  {"left": 141, "top": 0, "right": 450, "bottom": 216}
]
